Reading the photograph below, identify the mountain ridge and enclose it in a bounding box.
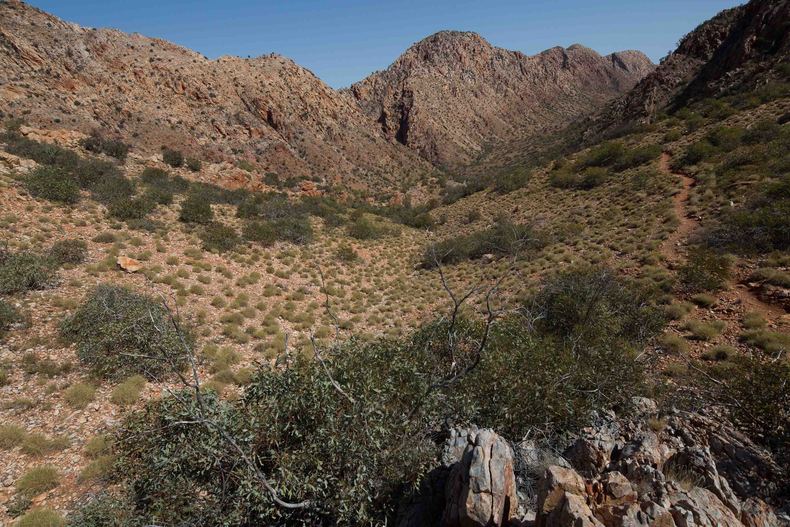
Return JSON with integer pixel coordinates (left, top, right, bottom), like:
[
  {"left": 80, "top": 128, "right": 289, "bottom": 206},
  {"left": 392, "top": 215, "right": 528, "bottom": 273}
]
[
  {"left": 0, "top": 1, "right": 653, "bottom": 190},
  {"left": 347, "top": 30, "right": 654, "bottom": 167}
]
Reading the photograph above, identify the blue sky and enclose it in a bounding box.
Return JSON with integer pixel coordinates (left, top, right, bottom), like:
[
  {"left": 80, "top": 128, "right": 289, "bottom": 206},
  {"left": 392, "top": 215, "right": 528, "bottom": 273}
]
[{"left": 28, "top": 0, "right": 741, "bottom": 88}]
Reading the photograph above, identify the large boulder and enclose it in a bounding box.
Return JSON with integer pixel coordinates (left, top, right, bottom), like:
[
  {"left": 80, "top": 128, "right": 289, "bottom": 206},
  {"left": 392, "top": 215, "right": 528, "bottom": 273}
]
[{"left": 442, "top": 428, "right": 519, "bottom": 527}]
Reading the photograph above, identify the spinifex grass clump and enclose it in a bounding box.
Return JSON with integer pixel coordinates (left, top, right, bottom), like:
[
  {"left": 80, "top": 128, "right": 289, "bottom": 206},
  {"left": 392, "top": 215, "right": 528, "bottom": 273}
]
[{"left": 61, "top": 285, "right": 192, "bottom": 380}]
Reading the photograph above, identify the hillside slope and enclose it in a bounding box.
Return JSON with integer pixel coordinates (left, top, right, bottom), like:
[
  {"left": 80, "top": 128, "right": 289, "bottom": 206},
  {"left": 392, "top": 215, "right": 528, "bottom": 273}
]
[
  {"left": 347, "top": 31, "right": 653, "bottom": 167},
  {"left": 0, "top": 0, "right": 433, "bottom": 191},
  {"left": 589, "top": 0, "right": 790, "bottom": 137}
]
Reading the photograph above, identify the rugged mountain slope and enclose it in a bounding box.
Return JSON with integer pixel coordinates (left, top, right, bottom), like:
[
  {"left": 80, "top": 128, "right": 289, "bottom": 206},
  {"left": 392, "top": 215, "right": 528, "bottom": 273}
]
[
  {"left": 347, "top": 31, "right": 654, "bottom": 167},
  {"left": 0, "top": 0, "right": 433, "bottom": 191},
  {"left": 589, "top": 0, "right": 790, "bottom": 136}
]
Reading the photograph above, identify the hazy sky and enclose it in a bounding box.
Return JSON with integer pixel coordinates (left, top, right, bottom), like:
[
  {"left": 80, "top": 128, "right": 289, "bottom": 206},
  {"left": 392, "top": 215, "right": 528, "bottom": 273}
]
[{"left": 28, "top": 0, "right": 742, "bottom": 88}]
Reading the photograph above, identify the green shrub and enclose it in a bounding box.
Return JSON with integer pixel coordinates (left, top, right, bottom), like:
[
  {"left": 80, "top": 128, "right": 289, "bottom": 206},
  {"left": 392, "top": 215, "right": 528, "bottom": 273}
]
[
  {"left": 423, "top": 218, "right": 544, "bottom": 267},
  {"left": 493, "top": 168, "right": 530, "bottom": 192},
  {"left": 682, "top": 140, "right": 716, "bottom": 166},
  {"left": 347, "top": 215, "right": 389, "bottom": 240},
  {"left": 549, "top": 166, "right": 608, "bottom": 189},
  {"left": 0, "top": 252, "right": 56, "bottom": 294},
  {"left": 690, "top": 293, "right": 716, "bottom": 307},
  {"left": 527, "top": 266, "right": 666, "bottom": 345},
  {"left": 17, "top": 508, "right": 65, "bottom": 527},
  {"left": 162, "top": 147, "right": 184, "bottom": 168},
  {"left": 336, "top": 244, "right": 358, "bottom": 263},
  {"left": 0, "top": 299, "right": 20, "bottom": 337},
  {"left": 111, "top": 300, "right": 646, "bottom": 525},
  {"left": 613, "top": 144, "right": 662, "bottom": 171},
  {"left": 16, "top": 466, "right": 60, "bottom": 496},
  {"left": 48, "top": 239, "right": 87, "bottom": 266},
  {"left": 60, "top": 285, "right": 191, "bottom": 380},
  {"left": 578, "top": 141, "right": 626, "bottom": 168},
  {"left": 179, "top": 194, "right": 213, "bottom": 224},
  {"left": 678, "top": 247, "right": 730, "bottom": 292},
  {"left": 660, "top": 333, "right": 689, "bottom": 354},
  {"left": 4, "top": 133, "right": 81, "bottom": 170},
  {"left": 199, "top": 223, "right": 239, "bottom": 253},
  {"left": 702, "top": 344, "right": 735, "bottom": 361},
  {"left": 25, "top": 166, "right": 80, "bottom": 204},
  {"left": 87, "top": 170, "right": 135, "bottom": 205},
  {"left": 186, "top": 157, "right": 202, "bottom": 172},
  {"left": 709, "top": 357, "right": 789, "bottom": 464},
  {"left": 81, "top": 134, "right": 129, "bottom": 161},
  {"left": 79, "top": 455, "right": 116, "bottom": 483},
  {"left": 271, "top": 216, "right": 313, "bottom": 245},
  {"left": 64, "top": 383, "right": 96, "bottom": 409},
  {"left": 706, "top": 126, "right": 744, "bottom": 150},
  {"left": 66, "top": 493, "right": 137, "bottom": 527},
  {"left": 108, "top": 196, "right": 156, "bottom": 221},
  {"left": 705, "top": 175, "right": 790, "bottom": 253},
  {"left": 20, "top": 433, "right": 70, "bottom": 456},
  {"left": 242, "top": 220, "right": 276, "bottom": 246}
]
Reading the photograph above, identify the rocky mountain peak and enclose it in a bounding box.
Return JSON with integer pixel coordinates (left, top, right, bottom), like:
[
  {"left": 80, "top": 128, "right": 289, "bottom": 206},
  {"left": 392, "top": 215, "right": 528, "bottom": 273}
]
[{"left": 348, "top": 37, "right": 654, "bottom": 167}]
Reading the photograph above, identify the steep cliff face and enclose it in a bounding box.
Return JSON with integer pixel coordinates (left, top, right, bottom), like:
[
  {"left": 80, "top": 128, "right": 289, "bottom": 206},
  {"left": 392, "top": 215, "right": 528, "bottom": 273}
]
[
  {"left": 0, "top": 0, "right": 433, "bottom": 191},
  {"left": 347, "top": 31, "right": 654, "bottom": 167}
]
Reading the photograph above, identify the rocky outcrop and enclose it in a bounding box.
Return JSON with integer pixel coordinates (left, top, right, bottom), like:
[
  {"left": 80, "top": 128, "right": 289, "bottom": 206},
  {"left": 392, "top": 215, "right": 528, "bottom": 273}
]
[
  {"left": 348, "top": 31, "right": 653, "bottom": 168},
  {"left": 532, "top": 399, "right": 786, "bottom": 527},
  {"left": 442, "top": 428, "right": 519, "bottom": 527},
  {"left": 589, "top": 0, "right": 790, "bottom": 137}
]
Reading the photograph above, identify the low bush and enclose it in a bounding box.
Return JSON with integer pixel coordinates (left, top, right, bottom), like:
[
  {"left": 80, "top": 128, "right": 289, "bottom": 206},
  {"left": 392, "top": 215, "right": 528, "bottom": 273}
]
[
  {"left": 422, "top": 218, "right": 544, "bottom": 267},
  {"left": 81, "top": 134, "right": 129, "bottom": 162},
  {"left": 105, "top": 268, "right": 650, "bottom": 525},
  {"left": 186, "top": 157, "right": 202, "bottom": 172},
  {"left": 549, "top": 166, "right": 608, "bottom": 190},
  {"left": 162, "top": 147, "right": 184, "bottom": 168},
  {"left": 272, "top": 216, "right": 313, "bottom": 245},
  {"left": 242, "top": 220, "right": 277, "bottom": 246},
  {"left": 110, "top": 375, "right": 146, "bottom": 406},
  {"left": 108, "top": 196, "right": 156, "bottom": 221},
  {"left": 705, "top": 175, "right": 790, "bottom": 253},
  {"left": 48, "top": 239, "right": 87, "bottom": 265},
  {"left": 60, "top": 285, "right": 192, "bottom": 380},
  {"left": 493, "top": 168, "right": 530, "bottom": 192},
  {"left": 678, "top": 247, "right": 730, "bottom": 292},
  {"left": 17, "top": 508, "right": 65, "bottom": 527},
  {"left": 0, "top": 299, "right": 20, "bottom": 337},
  {"left": 199, "top": 223, "right": 239, "bottom": 253},
  {"left": 0, "top": 424, "right": 26, "bottom": 449},
  {"left": 179, "top": 194, "right": 213, "bottom": 224},
  {"left": 709, "top": 357, "right": 790, "bottom": 465},
  {"left": 64, "top": 383, "right": 96, "bottom": 409},
  {"left": 347, "top": 215, "right": 390, "bottom": 240},
  {"left": 16, "top": 466, "right": 60, "bottom": 496},
  {"left": 25, "top": 166, "right": 80, "bottom": 204},
  {"left": 526, "top": 266, "right": 666, "bottom": 346},
  {"left": 682, "top": 319, "right": 725, "bottom": 341},
  {"left": 0, "top": 251, "right": 56, "bottom": 294}
]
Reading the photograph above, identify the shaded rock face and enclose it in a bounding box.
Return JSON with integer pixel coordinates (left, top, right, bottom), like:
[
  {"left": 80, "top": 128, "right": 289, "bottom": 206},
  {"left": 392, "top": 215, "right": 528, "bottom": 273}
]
[
  {"left": 442, "top": 428, "right": 519, "bottom": 527},
  {"left": 347, "top": 31, "right": 653, "bottom": 168},
  {"left": 533, "top": 400, "right": 786, "bottom": 527},
  {"left": 0, "top": 1, "right": 432, "bottom": 192}
]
